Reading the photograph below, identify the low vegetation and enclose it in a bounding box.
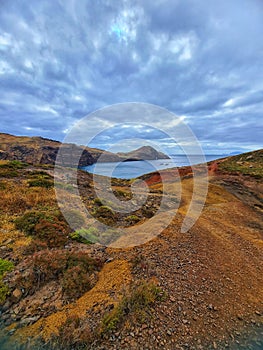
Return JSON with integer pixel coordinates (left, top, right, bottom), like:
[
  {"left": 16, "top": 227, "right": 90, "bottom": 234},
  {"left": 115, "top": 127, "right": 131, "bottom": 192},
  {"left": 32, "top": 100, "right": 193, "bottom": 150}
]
[
  {"left": 15, "top": 250, "right": 103, "bottom": 300},
  {"left": 70, "top": 227, "right": 98, "bottom": 244},
  {"left": 1, "top": 147, "right": 262, "bottom": 349},
  {"left": 37, "top": 280, "right": 165, "bottom": 350},
  {"left": 101, "top": 281, "right": 165, "bottom": 333},
  {"left": 14, "top": 210, "right": 70, "bottom": 249},
  {"left": 219, "top": 150, "right": 263, "bottom": 179},
  {"left": 0, "top": 259, "right": 14, "bottom": 304},
  {"left": 0, "top": 160, "right": 28, "bottom": 178},
  {"left": 125, "top": 215, "right": 141, "bottom": 224},
  {"left": 0, "top": 259, "right": 14, "bottom": 277}
]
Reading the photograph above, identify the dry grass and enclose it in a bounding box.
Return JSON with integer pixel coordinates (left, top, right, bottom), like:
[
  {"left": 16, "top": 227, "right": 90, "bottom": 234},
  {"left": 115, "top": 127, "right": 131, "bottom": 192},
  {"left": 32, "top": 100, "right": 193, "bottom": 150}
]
[
  {"left": 0, "top": 181, "right": 56, "bottom": 214},
  {"left": 15, "top": 260, "right": 131, "bottom": 343}
]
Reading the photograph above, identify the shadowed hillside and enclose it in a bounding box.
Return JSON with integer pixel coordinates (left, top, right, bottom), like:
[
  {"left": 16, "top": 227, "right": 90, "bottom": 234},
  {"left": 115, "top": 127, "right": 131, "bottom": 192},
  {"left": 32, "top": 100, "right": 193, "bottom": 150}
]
[
  {"left": 0, "top": 133, "right": 121, "bottom": 166},
  {"left": 0, "top": 134, "right": 169, "bottom": 167}
]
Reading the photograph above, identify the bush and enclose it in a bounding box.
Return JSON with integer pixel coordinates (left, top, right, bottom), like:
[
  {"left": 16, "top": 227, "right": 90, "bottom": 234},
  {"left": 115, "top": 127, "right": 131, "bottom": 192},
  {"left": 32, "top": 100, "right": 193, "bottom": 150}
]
[
  {"left": 0, "top": 259, "right": 14, "bottom": 304},
  {"left": 28, "top": 178, "right": 53, "bottom": 188},
  {"left": 0, "top": 169, "right": 18, "bottom": 178},
  {"left": 125, "top": 215, "right": 140, "bottom": 224},
  {"left": 92, "top": 206, "right": 115, "bottom": 225},
  {"left": 14, "top": 211, "right": 46, "bottom": 235},
  {"left": 101, "top": 281, "right": 165, "bottom": 333},
  {"left": 70, "top": 227, "right": 99, "bottom": 244},
  {"left": 15, "top": 210, "right": 70, "bottom": 248},
  {"left": 16, "top": 250, "right": 103, "bottom": 298},
  {"left": 30, "top": 251, "right": 68, "bottom": 289},
  {"left": 34, "top": 219, "right": 68, "bottom": 248},
  {"left": 0, "top": 160, "right": 28, "bottom": 177},
  {"left": 23, "top": 239, "right": 48, "bottom": 255},
  {"left": 0, "top": 160, "right": 27, "bottom": 169},
  {"left": 15, "top": 211, "right": 44, "bottom": 235},
  {"left": 54, "top": 315, "right": 92, "bottom": 349},
  {"left": 113, "top": 189, "right": 132, "bottom": 200},
  {"left": 62, "top": 266, "right": 91, "bottom": 300},
  {"left": 26, "top": 171, "right": 52, "bottom": 179},
  {"left": 0, "top": 181, "right": 6, "bottom": 190},
  {"left": 0, "top": 281, "right": 10, "bottom": 304},
  {"left": 15, "top": 210, "right": 69, "bottom": 233},
  {"left": 93, "top": 198, "right": 103, "bottom": 206},
  {"left": 70, "top": 231, "right": 92, "bottom": 244},
  {"left": 0, "top": 258, "right": 14, "bottom": 278},
  {"left": 66, "top": 251, "right": 103, "bottom": 273}
]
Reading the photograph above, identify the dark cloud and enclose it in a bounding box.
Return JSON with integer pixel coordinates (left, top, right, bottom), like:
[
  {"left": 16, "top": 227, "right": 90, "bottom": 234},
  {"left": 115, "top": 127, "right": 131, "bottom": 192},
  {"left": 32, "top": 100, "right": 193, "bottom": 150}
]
[{"left": 0, "top": 0, "right": 262, "bottom": 153}]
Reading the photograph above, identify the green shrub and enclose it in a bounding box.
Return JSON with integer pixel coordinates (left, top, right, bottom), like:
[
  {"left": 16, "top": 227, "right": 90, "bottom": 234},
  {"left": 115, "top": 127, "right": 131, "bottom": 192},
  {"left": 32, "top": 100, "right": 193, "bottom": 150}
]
[
  {"left": 0, "top": 281, "right": 10, "bottom": 304},
  {"left": 101, "top": 281, "right": 165, "bottom": 333},
  {"left": 0, "top": 259, "right": 14, "bottom": 304},
  {"left": 125, "top": 215, "right": 140, "bottom": 224},
  {"left": 92, "top": 206, "right": 115, "bottom": 222},
  {"left": 0, "top": 169, "right": 18, "bottom": 178},
  {"left": 0, "top": 160, "right": 28, "bottom": 177},
  {"left": 113, "top": 189, "right": 132, "bottom": 200},
  {"left": 28, "top": 178, "right": 53, "bottom": 188},
  {"left": 0, "top": 259, "right": 14, "bottom": 278},
  {"left": 14, "top": 211, "right": 46, "bottom": 235},
  {"left": 0, "top": 160, "right": 28, "bottom": 169},
  {"left": 102, "top": 304, "right": 124, "bottom": 332},
  {"left": 26, "top": 171, "right": 52, "bottom": 179},
  {"left": 72, "top": 227, "right": 99, "bottom": 244},
  {"left": 93, "top": 198, "right": 103, "bottom": 206},
  {"left": 70, "top": 231, "right": 92, "bottom": 244},
  {"left": 15, "top": 210, "right": 69, "bottom": 236},
  {"left": 0, "top": 181, "right": 6, "bottom": 190}
]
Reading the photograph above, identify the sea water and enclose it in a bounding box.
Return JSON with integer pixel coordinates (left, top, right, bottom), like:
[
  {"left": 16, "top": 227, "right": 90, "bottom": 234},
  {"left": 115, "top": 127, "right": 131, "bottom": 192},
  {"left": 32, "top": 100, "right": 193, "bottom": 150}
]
[{"left": 82, "top": 155, "right": 225, "bottom": 179}]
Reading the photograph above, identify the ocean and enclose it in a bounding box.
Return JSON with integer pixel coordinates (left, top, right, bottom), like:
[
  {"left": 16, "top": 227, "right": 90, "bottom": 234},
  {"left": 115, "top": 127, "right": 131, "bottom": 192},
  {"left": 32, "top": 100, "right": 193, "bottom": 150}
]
[{"left": 81, "top": 154, "right": 226, "bottom": 179}]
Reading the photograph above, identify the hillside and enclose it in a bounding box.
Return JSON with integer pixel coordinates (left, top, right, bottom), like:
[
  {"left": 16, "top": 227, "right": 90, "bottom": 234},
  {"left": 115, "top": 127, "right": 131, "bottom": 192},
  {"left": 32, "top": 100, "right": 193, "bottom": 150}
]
[
  {"left": 117, "top": 146, "right": 169, "bottom": 161},
  {"left": 0, "top": 134, "right": 169, "bottom": 167},
  {"left": 0, "top": 149, "right": 262, "bottom": 349},
  {"left": 0, "top": 133, "right": 121, "bottom": 166}
]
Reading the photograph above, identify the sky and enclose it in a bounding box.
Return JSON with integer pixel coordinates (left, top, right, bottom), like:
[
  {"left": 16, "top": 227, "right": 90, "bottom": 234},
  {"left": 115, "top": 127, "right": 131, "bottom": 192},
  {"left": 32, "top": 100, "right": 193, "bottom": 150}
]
[{"left": 0, "top": 0, "right": 262, "bottom": 154}]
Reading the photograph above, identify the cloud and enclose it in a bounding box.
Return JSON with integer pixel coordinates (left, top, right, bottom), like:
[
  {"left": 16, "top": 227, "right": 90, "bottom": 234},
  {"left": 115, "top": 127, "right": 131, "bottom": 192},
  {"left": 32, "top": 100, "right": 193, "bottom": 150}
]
[{"left": 0, "top": 0, "right": 262, "bottom": 152}]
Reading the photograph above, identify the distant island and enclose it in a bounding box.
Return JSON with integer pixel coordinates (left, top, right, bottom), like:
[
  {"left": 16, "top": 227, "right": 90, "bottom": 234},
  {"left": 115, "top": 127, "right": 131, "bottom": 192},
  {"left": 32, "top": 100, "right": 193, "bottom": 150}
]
[{"left": 0, "top": 133, "right": 169, "bottom": 167}]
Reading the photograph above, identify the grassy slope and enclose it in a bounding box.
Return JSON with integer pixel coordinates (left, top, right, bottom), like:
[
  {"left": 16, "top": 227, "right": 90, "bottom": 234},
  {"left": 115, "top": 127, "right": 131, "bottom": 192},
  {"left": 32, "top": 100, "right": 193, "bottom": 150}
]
[{"left": 218, "top": 149, "right": 263, "bottom": 178}]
